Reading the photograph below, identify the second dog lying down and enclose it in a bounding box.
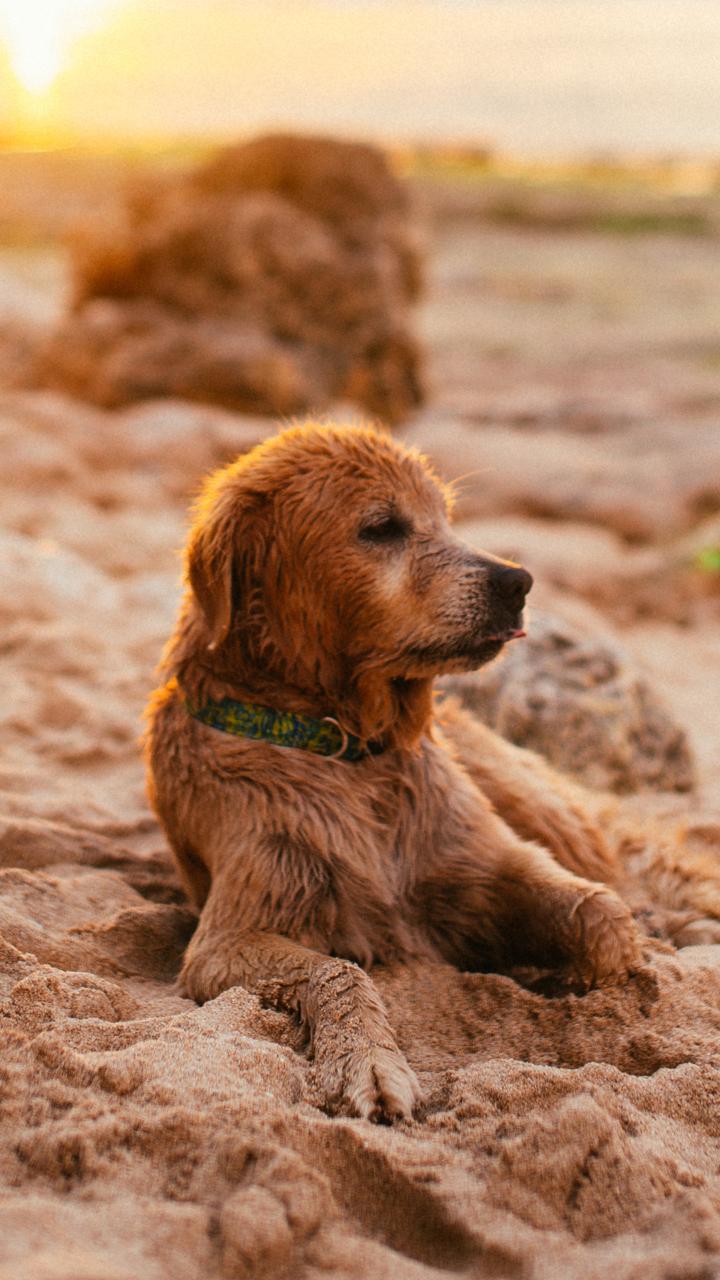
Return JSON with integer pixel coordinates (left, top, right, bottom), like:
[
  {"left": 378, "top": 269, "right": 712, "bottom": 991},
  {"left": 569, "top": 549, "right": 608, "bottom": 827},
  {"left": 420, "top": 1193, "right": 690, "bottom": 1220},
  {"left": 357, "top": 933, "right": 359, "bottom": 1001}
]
[{"left": 146, "top": 422, "right": 642, "bottom": 1120}]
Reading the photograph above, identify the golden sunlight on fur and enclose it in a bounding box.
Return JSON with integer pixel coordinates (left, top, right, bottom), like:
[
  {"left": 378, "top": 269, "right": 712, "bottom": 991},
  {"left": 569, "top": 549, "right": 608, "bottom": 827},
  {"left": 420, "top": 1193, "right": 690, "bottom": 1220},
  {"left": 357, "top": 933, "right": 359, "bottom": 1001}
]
[{"left": 145, "top": 422, "right": 641, "bottom": 1120}]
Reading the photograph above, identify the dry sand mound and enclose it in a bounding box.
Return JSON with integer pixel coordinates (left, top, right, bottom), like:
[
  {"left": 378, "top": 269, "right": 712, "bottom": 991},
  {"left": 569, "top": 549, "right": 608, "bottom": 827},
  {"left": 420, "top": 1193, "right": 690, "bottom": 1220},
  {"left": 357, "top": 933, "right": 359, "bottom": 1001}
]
[
  {"left": 2, "top": 384, "right": 720, "bottom": 1277},
  {"left": 38, "top": 135, "right": 424, "bottom": 424}
]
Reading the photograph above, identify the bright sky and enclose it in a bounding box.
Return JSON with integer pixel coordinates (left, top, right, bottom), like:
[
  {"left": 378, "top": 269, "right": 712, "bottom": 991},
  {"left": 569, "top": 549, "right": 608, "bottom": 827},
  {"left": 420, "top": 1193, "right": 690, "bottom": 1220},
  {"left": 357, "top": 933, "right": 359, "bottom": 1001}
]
[
  {"left": 0, "top": 0, "right": 118, "bottom": 94},
  {"left": 0, "top": 0, "right": 719, "bottom": 155}
]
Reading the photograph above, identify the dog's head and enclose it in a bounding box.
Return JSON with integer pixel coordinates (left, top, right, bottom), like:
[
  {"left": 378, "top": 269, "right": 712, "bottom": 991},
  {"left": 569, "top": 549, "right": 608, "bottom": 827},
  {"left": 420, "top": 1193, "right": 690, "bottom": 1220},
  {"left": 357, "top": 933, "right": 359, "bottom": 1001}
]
[{"left": 184, "top": 422, "right": 531, "bottom": 742}]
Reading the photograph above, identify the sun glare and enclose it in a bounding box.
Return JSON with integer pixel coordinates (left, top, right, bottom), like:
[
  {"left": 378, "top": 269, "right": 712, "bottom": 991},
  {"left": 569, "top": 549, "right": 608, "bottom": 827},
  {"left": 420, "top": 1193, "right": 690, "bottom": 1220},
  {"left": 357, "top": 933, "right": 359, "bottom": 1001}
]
[{"left": 0, "top": 0, "right": 118, "bottom": 95}]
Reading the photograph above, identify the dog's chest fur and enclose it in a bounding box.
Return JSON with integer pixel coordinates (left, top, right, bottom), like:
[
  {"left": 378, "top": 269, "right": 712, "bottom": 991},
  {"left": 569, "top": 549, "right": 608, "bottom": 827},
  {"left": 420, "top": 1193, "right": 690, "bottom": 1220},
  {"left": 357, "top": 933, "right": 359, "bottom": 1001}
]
[{"left": 150, "top": 693, "right": 487, "bottom": 966}]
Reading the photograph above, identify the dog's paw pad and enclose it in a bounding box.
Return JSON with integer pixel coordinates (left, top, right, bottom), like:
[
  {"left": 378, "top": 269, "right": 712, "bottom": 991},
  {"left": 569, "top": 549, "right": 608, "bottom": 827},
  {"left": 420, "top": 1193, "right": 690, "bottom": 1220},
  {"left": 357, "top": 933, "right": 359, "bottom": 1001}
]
[
  {"left": 572, "top": 889, "right": 641, "bottom": 987},
  {"left": 347, "top": 1044, "right": 423, "bottom": 1121}
]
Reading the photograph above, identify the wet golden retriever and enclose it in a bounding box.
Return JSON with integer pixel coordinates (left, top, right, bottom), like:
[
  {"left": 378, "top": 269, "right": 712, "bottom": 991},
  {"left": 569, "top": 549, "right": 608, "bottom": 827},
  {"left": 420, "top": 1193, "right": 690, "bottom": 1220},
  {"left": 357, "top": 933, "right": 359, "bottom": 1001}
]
[{"left": 145, "top": 422, "right": 640, "bottom": 1120}]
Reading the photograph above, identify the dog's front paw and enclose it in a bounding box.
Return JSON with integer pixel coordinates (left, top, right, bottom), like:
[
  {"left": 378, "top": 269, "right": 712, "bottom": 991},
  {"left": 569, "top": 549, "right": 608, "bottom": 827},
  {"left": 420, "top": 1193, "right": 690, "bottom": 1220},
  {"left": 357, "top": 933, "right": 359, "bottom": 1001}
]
[
  {"left": 326, "top": 1039, "right": 422, "bottom": 1121},
  {"left": 308, "top": 959, "right": 422, "bottom": 1121},
  {"left": 569, "top": 888, "right": 641, "bottom": 988}
]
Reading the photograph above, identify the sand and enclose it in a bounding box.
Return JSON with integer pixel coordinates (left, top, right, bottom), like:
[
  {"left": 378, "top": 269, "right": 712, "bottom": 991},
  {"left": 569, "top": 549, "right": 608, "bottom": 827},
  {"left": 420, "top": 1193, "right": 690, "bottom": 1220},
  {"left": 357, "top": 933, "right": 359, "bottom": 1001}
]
[{"left": 1, "top": 180, "right": 720, "bottom": 1279}]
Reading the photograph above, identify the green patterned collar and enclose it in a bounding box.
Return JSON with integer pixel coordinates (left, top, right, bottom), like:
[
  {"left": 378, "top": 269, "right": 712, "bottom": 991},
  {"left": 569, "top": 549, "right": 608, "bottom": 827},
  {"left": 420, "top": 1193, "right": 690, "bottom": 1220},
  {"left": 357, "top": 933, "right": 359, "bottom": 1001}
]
[{"left": 186, "top": 696, "right": 384, "bottom": 763}]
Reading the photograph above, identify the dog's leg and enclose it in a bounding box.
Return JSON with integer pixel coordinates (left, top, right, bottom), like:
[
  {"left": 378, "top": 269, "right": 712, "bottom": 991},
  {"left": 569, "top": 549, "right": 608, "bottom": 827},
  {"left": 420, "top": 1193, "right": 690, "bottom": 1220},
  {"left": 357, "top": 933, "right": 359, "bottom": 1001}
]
[
  {"left": 437, "top": 699, "right": 616, "bottom": 883},
  {"left": 420, "top": 809, "right": 640, "bottom": 988},
  {"left": 494, "top": 840, "right": 641, "bottom": 987},
  {"left": 179, "top": 912, "right": 422, "bottom": 1121}
]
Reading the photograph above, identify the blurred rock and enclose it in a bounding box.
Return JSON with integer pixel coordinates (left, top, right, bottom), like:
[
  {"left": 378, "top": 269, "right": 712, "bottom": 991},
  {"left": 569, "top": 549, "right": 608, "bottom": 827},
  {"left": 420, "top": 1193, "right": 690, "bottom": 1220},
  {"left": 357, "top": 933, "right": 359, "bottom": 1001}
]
[
  {"left": 39, "top": 134, "right": 425, "bottom": 424},
  {"left": 438, "top": 609, "right": 694, "bottom": 794}
]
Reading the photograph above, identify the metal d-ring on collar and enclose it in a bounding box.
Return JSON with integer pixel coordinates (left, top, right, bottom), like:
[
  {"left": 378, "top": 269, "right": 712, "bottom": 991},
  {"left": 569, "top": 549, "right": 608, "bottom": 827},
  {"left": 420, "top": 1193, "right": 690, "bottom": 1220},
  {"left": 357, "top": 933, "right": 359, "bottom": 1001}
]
[{"left": 321, "top": 716, "right": 350, "bottom": 760}]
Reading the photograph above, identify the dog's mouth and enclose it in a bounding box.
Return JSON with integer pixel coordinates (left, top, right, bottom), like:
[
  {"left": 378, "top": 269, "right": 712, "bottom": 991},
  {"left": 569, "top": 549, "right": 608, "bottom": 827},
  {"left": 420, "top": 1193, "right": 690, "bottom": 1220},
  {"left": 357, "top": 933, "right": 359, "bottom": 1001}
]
[
  {"left": 460, "top": 627, "right": 525, "bottom": 666},
  {"left": 406, "top": 616, "right": 527, "bottom": 673},
  {"left": 461, "top": 610, "right": 527, "bottom": 663},
  {"left": 484, "top": 626, "right": 527, "bottom": 645}
]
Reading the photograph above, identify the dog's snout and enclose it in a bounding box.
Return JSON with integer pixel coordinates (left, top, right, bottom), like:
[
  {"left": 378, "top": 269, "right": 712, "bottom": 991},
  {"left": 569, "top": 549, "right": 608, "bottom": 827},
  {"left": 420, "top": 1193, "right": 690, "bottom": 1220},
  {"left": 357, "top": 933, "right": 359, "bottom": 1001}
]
[{"left": 488, "top": 561, "right": 533, "bottom": 606}]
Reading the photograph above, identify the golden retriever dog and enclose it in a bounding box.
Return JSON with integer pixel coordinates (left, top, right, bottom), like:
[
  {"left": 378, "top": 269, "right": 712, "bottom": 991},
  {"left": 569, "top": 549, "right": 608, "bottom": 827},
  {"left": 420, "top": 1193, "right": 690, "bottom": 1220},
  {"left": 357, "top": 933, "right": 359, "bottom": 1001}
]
[{"left": 145, "top": 422, "right": 641, "bottom": 1121}]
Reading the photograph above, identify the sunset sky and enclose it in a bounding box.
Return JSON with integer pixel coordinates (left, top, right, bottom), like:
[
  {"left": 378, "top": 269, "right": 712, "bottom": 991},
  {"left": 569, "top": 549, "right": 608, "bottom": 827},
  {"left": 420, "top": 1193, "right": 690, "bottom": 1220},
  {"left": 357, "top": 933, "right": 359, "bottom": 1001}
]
[{"left": 0, "top": 1, "right": 718, "bottom": 155}]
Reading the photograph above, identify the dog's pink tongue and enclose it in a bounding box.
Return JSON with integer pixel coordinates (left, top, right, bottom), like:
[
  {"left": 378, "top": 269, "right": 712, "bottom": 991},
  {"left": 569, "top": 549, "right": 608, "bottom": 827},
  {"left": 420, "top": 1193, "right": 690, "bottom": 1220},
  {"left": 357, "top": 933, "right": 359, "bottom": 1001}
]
[{"left": 488, "top": 628, "right": 526, "bottom": 642}]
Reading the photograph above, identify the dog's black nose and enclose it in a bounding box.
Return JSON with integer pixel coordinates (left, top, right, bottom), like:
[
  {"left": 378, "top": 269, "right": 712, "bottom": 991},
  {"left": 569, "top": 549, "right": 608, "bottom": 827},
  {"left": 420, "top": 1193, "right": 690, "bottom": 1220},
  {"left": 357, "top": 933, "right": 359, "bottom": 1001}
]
[{"left": 488, "top": 562, "right": 533, "bottom": 607}]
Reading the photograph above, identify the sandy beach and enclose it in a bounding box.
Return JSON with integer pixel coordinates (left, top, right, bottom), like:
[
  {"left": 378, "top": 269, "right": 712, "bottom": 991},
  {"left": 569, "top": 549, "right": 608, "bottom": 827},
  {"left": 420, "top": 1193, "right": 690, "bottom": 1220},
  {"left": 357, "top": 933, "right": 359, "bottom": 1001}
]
[{"left": 0, "top": 158, "right": 720, "bottom": 1278}]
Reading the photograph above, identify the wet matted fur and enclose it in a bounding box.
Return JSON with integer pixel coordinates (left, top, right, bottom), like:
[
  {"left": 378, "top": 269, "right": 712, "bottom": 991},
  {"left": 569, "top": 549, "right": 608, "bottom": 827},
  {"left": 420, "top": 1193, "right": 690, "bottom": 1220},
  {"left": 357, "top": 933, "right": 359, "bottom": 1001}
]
[{"left": 145, "top": 422, "right": 641, "bottom": 1119}]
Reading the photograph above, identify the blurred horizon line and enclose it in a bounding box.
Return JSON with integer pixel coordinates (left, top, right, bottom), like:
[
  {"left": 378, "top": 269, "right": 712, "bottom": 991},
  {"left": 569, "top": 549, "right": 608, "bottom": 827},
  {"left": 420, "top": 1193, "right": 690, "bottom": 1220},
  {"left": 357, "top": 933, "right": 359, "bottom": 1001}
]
[{"left": 1, "top": 136, "right": 718, "bottom": 205}]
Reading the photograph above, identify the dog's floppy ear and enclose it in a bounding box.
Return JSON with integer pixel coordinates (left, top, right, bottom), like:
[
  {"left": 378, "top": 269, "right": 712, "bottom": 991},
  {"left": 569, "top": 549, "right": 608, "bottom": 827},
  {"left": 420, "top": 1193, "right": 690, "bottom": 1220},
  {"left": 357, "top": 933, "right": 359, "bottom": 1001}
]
[
  {"left": 187, "top": 512, "right": 235, "bottom": 652},
  {"left": 187, "top": 480, "right": 267, "bottom": 652}
]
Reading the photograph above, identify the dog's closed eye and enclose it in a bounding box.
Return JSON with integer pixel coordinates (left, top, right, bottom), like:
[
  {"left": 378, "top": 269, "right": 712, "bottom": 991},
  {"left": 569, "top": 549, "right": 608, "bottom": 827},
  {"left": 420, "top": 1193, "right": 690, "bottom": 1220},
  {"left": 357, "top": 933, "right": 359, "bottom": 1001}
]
[{"left": 359, "top": 514, "right": 409, "bottom": 545}]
